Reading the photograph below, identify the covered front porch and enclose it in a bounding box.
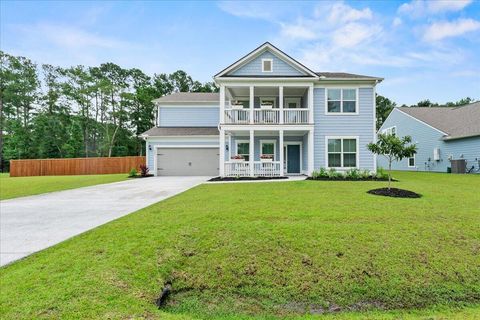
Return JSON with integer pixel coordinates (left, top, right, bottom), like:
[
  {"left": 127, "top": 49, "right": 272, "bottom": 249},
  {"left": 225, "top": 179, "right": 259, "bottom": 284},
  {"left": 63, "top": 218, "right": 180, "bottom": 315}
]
[{"left": 219, "top": 128, "right": 314, "bottom": 177}]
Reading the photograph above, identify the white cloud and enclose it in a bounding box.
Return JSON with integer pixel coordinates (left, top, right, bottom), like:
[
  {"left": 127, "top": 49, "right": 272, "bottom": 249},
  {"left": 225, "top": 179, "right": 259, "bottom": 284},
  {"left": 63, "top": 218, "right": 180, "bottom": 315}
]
[
  {"left": 427, "top": 0, "right": 472, "bottom": 13},
  {"left": 423, "top": 18, "right": 480, "bottom": 41},
  {"left": 325, "top": 2, "right": 373, "bottom": 24},
  {"left": 16, "top": 23, "right": 128, "bottom": 49},
  {"left": 280, "top": 22, "right": 317, "bottom": 40},
  {"left": 392, "top": 17, "right": 402, "bottom": 27},
  {"left": 332, "top": 22, "right": 381, "bottom": 48},
  {"left": 398, "top": 0, "right": 472, "bottom": 17}
]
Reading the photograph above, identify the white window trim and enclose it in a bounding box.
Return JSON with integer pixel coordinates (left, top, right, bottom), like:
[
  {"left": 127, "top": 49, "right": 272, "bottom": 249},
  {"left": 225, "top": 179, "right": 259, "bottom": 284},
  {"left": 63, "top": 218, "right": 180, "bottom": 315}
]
[
  {"left": 325, "top": 88, "right": 359, "bottom": 115},
  {"left": 260, "top": 139, "right": 277, "bottom": 160},
  {"left": 324, "top": 136, "right": 360, "bottom": 169},
  {"left": 382, "top": 126, "right": 397, "bottom": 136},
  {"left": 236, "top": 139, "right": 250, "bottom": 159},
  {"left": 260, "top": 97, "right": 277, "bottom": 108},
  {"left": 284, "top": 97, "right": 301, "bottom": 109},
  {"left": 231, "top": 97, "right": 250, "bottom": 109},
  {"left": 262, "top": 58, "right": 273, "bottom": 72},
  {"left": 408, "top": 154, "right": 416, "bottom": 168}
]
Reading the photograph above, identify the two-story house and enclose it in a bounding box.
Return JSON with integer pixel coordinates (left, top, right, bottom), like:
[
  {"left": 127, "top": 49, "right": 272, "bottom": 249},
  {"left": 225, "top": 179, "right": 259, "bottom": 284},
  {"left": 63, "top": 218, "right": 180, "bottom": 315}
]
[{"left": 141, "top": 42, "right": 383, "bottom": 177}]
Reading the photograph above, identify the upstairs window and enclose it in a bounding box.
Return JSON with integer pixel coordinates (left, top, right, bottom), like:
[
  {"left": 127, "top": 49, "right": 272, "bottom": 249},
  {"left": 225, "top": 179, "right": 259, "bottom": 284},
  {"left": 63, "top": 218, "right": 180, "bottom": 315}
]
[
  {"left": 262, "top": 59, "right": 273, "bottom": 72},
  {"left": 327, "top": 89, "right": 357, "bottom": 114},
  {"left": 382, "top": 126, "right": 396, "bottom": 136}
]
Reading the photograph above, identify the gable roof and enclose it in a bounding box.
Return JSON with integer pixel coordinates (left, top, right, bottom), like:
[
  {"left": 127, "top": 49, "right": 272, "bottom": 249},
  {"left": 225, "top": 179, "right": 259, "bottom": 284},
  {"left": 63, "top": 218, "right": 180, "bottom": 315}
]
[
  {"left": 214, "top": 42, "right": 318, "bottom": 78},
  {"left": 397, "top": 102, "right": 480, "bottom": 140},
  {"left": 316, "top": 72, "right": 383, "bottom": 81},
  {"left": 141, "top": 126, "right": 219, "bottom": 137},
  {"left": 153, "top": 92, "right": 219, "bottom": 103}
]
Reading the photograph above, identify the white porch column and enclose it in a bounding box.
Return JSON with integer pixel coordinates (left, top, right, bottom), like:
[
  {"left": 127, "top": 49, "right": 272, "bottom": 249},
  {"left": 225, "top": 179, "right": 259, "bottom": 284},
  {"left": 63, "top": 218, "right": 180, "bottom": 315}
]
[
  {"left": 249, "top": 85, "right": 254, "bottom": 124},
  {"left": 279, "top": 130, "right": 284, "bottom": 176},
  {"left": 279, "top": 86, "right": 284, "bottom": 124},
  {"left": 249, "top": 129, "right": 254, "bottom": 177},
  {"left": 308, "top": 84, "right": 314, "bottom": 123},
  {"left": 308, "top": 129, "right": 314, "bottom": 175},
  {"left": 219, "top": 129, "right": 225, "bottom": 177},
  {"left": 228, "top": 134, "right": 232, "bottom": 160},
  {"left": 220, "top": 85, "right": 225, "bottom": 123}
]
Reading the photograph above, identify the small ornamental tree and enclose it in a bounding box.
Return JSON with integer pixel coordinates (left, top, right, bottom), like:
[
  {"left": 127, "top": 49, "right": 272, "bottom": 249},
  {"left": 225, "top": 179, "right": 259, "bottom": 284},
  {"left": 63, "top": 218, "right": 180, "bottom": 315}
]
[{"left": 367, "top": 133, "right": 417, "bottom": 189}]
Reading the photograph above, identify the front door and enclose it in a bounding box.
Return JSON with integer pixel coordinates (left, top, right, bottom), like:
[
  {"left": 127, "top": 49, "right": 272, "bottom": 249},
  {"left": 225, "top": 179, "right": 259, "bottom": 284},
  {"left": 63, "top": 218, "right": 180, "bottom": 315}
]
[{"left": 286, "top": 144, "right": 301, "bottom": 174}]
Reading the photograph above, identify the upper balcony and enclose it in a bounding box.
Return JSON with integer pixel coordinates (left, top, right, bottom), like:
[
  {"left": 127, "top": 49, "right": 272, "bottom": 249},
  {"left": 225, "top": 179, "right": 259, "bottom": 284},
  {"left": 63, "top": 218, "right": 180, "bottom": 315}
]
[{"left": 220, "top": 85, "right": 313, "bottom": 126}]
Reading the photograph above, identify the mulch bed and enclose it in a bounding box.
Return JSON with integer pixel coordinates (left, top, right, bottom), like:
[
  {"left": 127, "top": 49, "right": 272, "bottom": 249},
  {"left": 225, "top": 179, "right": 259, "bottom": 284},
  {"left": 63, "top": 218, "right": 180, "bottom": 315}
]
[
  {"left": 307, "top": 177, "right": 392, "bottom": 181},
  {"left": 209, "top": 176, "right": 289, "bottom": 182},
  {"left": 367, "top": 187, "right": 421, "bottom": 198},
  {"left": 128, "top": 174, "right": 154, "bottom": 179}
]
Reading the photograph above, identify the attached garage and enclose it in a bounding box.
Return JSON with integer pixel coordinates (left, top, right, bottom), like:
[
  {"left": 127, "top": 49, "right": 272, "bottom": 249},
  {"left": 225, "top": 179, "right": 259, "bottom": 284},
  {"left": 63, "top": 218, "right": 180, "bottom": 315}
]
[{"left": 156, "top": 147, "right": 219, "bottom": 176}]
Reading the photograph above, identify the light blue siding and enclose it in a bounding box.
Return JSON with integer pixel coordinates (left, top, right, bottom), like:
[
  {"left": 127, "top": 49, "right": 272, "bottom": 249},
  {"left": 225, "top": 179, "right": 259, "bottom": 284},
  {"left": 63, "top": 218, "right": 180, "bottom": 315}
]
[
  {"left": 159, "top": 107, "right": 219, "bottom": 127},
  {"left": 229, "top": 50, "right": 306, "bottom": 77},
  {"left": 377, "top": 109, "right": 480, "bottom": 172},
  {"left": 313, "top": 87, "right": 376, "bottom": 171}
]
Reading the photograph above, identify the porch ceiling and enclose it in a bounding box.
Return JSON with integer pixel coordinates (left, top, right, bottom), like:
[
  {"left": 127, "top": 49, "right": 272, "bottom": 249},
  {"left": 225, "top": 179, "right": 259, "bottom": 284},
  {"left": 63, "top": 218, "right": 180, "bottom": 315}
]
[
  {"left": 227, "top": 86, "right": 307, "bottom": 97},
  {"left": 228, "top": 130, "right": 308, "bottom": 136}
]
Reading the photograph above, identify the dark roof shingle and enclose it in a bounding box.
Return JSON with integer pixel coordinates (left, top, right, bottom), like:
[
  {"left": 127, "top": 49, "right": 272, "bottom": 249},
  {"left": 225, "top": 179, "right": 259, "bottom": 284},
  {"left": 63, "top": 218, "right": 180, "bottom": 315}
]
[
  {"left": 153, "top": 92, "right": 220, "bottom": 103},
  {"left": 141, "top": 127, "right": 219, "bottom": 137},
  {"left": 398, "top": 102, "right": 480, "bottom": 140}
]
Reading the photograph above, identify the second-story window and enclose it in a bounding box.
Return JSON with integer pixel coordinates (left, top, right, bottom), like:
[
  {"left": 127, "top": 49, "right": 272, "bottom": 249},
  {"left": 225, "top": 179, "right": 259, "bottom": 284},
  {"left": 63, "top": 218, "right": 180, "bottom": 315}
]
[
  {"left": 327, "top": 89, "right": 357, "bottom": 114},
  {"left": 262, "top": 59, "right": 273, "bottom": 72}
]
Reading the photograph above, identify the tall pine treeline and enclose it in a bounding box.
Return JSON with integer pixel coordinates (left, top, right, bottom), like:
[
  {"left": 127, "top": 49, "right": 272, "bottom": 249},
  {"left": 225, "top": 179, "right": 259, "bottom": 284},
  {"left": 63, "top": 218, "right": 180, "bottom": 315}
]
[{"left": 0, "top": 51, "right": 217, "bottom": 172}]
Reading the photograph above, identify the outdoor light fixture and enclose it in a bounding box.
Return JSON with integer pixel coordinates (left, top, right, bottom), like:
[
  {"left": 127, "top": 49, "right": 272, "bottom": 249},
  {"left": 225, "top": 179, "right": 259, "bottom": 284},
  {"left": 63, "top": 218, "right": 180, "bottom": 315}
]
[{"left": 149, "top": 145, "right": 152, "bottom": 151}]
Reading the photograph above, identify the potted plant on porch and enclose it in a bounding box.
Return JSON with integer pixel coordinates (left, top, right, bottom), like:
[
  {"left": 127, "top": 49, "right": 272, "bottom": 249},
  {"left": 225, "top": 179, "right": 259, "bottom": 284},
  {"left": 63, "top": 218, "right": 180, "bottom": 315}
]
[
  {"left": 231, "top": 155, "right": 245, "bottom": 163},
  {"left": 260, "top": 154, "right": 273, "bottom": 162}
]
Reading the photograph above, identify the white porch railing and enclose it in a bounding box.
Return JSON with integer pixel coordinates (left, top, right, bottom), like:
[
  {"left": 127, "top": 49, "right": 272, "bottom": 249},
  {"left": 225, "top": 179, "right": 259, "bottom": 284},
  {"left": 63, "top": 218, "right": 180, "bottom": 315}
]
[
  {"left": 254, "top": 109, "right": 280, "bottom": 124},
  {"left": 224, "top": 161, "right": 281, "bottom": 177},
  {"left": 224, "top": 108, "right": 309, "bottom": 124},
  {"left": 284, "top": 109, "right": 309, "bottom": 124},
  {"left": 253, "top": 161, "right": 281, "bottom": 177},
  {"left": 224, "top": 109, "right": 250, "bottom": 124}
]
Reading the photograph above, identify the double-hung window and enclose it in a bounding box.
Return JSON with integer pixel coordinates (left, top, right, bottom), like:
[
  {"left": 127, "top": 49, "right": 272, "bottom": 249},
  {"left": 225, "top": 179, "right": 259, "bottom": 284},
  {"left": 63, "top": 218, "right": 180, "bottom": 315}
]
[
  {"left": 237, "top": 141, "right": 250, "bottom": 161},
  {"left": 327, "top": 137, "right": 358, "bottom": 168},
  {"left": 382, "top": 126, "right": 396, "bottom": 136},
  {"left": 261, "top": 140, "right": 276, "bottom": 160},
  {"left": 327, "top": 89, "right": 357, "bottom": 114},
  {"left": 408, "top": 154, "right": 415, "bottom": 167}
]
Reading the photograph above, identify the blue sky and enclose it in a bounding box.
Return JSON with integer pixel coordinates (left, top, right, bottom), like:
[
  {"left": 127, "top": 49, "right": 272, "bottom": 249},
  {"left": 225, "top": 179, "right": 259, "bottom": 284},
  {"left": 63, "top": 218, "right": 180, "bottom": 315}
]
[{"left": 1, "top": 0, "right": 479, "bottom": 105}]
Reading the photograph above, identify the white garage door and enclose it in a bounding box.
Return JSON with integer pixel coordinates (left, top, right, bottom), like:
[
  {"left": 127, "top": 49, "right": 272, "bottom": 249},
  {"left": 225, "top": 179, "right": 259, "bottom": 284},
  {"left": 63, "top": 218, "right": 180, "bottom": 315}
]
[{"left": 156, "top": 148, "right": 219, "bottom": 176}]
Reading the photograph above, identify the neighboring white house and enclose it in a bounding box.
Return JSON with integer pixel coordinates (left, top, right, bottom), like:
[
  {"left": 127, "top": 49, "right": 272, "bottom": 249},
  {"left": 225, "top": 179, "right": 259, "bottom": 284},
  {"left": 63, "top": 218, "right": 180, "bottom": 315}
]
[
  {"left": 378, "top": 102, "right": 480, "bottom": 172},
  {"left": 141, "top": 42, "right": 383, "bottom": 177}
]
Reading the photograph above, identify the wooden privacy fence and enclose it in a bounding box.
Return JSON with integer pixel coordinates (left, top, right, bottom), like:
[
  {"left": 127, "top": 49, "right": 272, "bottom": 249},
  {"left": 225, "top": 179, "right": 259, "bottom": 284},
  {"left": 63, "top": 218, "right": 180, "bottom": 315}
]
[{"left": 10, "top": 156, "right": 146, "bottom": 177}]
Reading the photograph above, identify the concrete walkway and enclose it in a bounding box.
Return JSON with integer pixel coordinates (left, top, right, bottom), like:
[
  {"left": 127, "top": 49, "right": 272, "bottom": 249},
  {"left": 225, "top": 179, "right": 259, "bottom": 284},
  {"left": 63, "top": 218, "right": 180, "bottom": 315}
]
[{"left": 0, "top": 176, "right": 208, "bottom": 266}]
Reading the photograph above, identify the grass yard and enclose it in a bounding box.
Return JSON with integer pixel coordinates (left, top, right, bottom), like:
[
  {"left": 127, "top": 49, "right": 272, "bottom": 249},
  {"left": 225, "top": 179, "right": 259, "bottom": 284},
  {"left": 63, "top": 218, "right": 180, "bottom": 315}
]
[
  {"left": 1, "top": 171, "right": 479, "bottom": 319},
  {"left": 0, "top": 173, "right": 128, "bottom": 200}
]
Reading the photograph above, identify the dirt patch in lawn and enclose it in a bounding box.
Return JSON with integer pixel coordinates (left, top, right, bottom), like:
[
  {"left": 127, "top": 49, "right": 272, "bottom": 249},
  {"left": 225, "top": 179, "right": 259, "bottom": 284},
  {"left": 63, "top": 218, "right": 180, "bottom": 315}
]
[{"left": 367, "top": 187, "right": 421, "bottom": 198}]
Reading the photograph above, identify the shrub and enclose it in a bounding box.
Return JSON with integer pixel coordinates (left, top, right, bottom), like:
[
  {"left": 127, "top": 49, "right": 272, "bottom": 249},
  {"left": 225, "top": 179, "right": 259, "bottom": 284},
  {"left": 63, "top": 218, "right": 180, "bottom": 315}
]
[
  {"left": 360, "top": 169, "right": 371, "bottom": 179},
  {"left": 128, "top": 168, "right": 138, "bottom": 177},
  {"left": 311, "top": 167, "right": 329, "bottom": 179},
  {"left": 327, "top": 168, "right": 343, "bottom": 179},
  {"left": 139, "top": 165, "right": 150, "bottom": 177},
  {"left": 376, "top": 167, "right": 389, "bottom": 180},
  {"left": 345, "top": 168, "right": 361, "bottom": 179}
]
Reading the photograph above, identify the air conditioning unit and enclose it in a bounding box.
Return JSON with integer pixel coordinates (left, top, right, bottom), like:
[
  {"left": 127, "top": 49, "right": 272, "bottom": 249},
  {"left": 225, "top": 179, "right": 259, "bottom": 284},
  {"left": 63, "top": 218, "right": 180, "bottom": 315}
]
[{"left": 433, "top": 148, "right": 440, "bottom": 161}]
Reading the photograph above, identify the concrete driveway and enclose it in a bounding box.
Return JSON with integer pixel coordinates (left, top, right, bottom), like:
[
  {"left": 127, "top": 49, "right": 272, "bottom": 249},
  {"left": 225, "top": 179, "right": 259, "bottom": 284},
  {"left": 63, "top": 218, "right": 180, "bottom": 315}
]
[{"left": 0, "top": 176, "right": 208, "bottom": 266}]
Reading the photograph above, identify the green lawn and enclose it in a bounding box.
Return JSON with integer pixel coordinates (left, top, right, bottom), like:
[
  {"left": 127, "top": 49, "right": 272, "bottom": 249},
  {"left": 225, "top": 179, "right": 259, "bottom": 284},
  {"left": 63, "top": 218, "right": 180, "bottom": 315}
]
[
  {"left": 0, "top": 173, "right": 128, "bottom": 200},
  {"left": 1, "top": 171, "right": 479, "bottom": 319}
]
